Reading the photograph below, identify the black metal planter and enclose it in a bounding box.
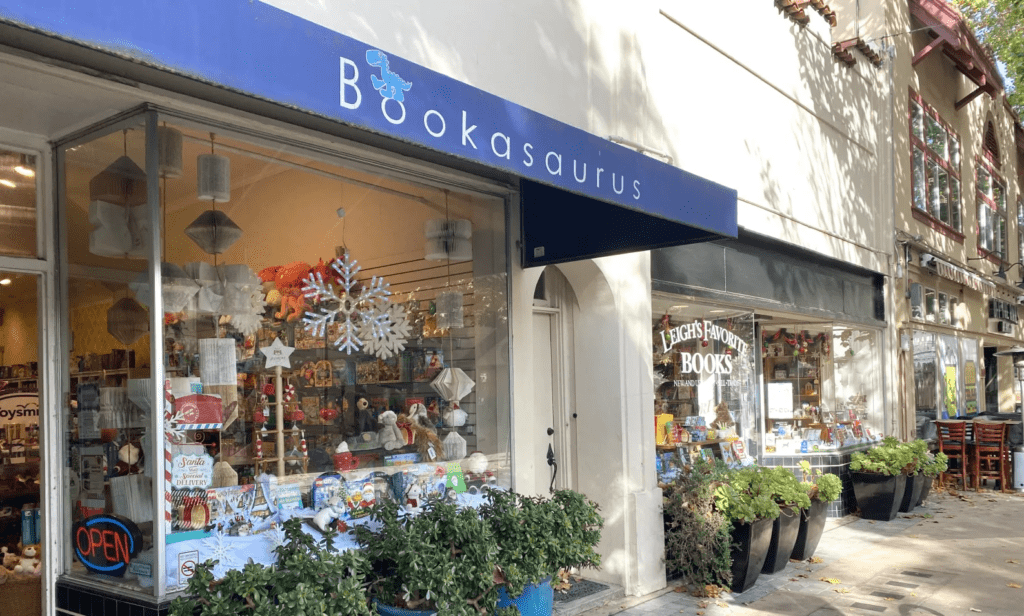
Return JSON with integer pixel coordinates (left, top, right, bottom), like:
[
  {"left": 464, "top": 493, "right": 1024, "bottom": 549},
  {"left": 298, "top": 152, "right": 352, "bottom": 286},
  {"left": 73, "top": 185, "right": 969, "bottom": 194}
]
[
  {"left": 790, "top": 499, "right": 828, "bottom": 561},
  {"left": 852, "top": 472, "right": 907, "bottom": 521},
  {"left": 916, "top": 475, "right": 933, "bottom": 506},
  {"left": 729, "top": 517, "right": 774, "bottom": 593},
  {"left": 761, "top": 506, "right": 801, "bottom": 574},
  {"left": 899, "top": 473, "right": 926, "bottom": 513}
]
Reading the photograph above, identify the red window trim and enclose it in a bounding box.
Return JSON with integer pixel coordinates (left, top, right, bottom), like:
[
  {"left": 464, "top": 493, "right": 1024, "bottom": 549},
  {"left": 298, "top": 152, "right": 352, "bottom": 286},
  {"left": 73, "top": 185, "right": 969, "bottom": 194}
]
[{"left": 911, "top": 208, "right": 965, "bottom": 242}]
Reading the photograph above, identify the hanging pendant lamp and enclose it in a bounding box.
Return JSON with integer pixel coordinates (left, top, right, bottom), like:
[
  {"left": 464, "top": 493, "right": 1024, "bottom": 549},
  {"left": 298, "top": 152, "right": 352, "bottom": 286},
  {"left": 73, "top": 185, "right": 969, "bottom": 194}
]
[
  {"left": 107, "top": 296, "right": 149, "bottom": 345},
  {"left": 184, "top": 210, "right": 243, "bottom": 254},
  {"left": 424, "top": 218, "right": 472, "bottom": 261},
  {"left": 89, "top": 155, "right": 147, "bottom": 206},
  {"left": 158, "top": 126, "right": 183, "bottom": 179}
]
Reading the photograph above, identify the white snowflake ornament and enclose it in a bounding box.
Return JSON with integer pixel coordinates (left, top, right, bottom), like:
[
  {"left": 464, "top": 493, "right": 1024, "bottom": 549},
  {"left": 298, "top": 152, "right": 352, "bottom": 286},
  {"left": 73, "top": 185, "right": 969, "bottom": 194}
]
[{"left": 300, "top": 253, "right": 409, "bottom": 358}]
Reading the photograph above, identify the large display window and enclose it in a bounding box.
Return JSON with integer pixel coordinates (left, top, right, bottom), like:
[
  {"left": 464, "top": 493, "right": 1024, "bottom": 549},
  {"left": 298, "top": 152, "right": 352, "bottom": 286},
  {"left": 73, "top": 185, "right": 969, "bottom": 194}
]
[
  {"left": 761, "top": 323, "right": 884, "bottom": 455},
  {"left": 912, "top": 331, "right": 980, "bottom": 440},
  {"left": 652, "top": 295, "right": 757, "bottom": 481},
  {"left": 59, "top": 111, "right": 511, "bottom": 596}
]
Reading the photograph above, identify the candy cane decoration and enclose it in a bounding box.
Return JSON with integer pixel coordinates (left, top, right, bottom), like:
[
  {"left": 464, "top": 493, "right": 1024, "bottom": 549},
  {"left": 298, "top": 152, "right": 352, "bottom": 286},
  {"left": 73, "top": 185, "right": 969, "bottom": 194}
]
[
  {"left": 300, "top": 431, "right": 308, "bottom": 458},
  {"left": 255, "top": 431, "right": 264, "bottom": 459}
]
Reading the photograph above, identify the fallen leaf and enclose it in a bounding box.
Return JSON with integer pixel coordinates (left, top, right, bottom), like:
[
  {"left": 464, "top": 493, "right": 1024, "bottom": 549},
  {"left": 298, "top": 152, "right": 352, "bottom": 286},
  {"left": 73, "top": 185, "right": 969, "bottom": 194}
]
[
  {"left": 970, "top": 608, "right": 981, "bottom": 612},
  {"left": 698, "top": 601, "right": 709, "bottom": 608},
  {"left": 717, "top": 602, "right": 728, "bottom": 608},
  {"left": 1009, "top": 583, "right": 1022, "bottom": 588},
  {"left": 911, "top": 593, "right": 917, "bottom": 597},
  {"left": 884, "top": 597, "right": 896, "bottom": 602},
  {"left": 789, "top": 578, "right": 799, "bottom": 582},
  {"left": 797, "top": 574, "right": 808, "bottom": 578},
  {"left": 834, "top": 588, "right": 851, "bottom": 594},
  {"left": 808, "top": 556, "right": 824, "bottom": 564},
  {"left": 869, "top": 521, "right": 877, "bottom": 524},
  {"left": 1008, "top": 560, "right": 1020, "bottom": 564},
  {"left": 673, "top": 586, "right": 686, "bottom": 593},
  {"left": 820, "top": 577, "right": 841, "bottom": 584}
]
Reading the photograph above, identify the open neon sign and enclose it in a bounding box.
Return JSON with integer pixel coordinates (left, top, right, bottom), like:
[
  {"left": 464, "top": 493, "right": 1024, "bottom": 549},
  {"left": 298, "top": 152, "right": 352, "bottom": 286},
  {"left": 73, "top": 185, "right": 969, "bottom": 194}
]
[{"left": 72, "top": 514, "right": 142, "bottom": 577}]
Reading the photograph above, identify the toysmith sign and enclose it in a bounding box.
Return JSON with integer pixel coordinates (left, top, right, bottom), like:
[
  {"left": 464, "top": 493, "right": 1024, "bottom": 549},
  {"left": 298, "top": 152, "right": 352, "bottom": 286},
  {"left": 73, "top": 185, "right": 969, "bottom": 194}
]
[{"left": 0, "top": 0, "right": 736, "bottom": 240}]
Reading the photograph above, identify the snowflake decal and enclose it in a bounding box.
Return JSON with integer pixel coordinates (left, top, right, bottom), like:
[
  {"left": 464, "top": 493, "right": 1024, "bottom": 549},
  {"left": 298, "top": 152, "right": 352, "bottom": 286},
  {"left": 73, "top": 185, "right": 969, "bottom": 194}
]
[
  {"left": 360, "top": 302, "right": 412, "bottom": 359},
  {"left": 204, "top": 530, "right": 241, "bottom": 578},
  {"left": 265, "top": 525, "right": 287, "bottom": 551},
  {"left": 300, "top": 254, "right": 408, "bottom": 358}
]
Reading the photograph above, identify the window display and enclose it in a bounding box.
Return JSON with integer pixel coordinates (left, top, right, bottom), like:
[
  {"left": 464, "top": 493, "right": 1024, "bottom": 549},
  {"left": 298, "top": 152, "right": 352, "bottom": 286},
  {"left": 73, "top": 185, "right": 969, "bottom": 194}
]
[
  {"left": 60, "top": 114, "right": 510, "bottom": 595},
  {"left": 652, "top": 297, "right": 756, "bottom": 482},
  {"left": 761, "top": 324, "right": 883, "bottom": 455}
]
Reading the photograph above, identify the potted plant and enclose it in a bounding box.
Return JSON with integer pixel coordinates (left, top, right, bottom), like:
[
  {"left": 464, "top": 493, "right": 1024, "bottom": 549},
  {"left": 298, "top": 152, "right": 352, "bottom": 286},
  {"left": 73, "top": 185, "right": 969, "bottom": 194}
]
[
  {"left": 713, "top": 466, "right": 781, "bottom": 593},
  {"left": 168, "top": 518, "right": 371, "bottom": 616},
  {"left": 663, "top": 456, "right": 733, "bottom": 592},
  {"left": 898, "top": 439, "right": 929, "bottom": 513},
  {"left": 916, "top": 450, "right": 948, "bottom": 506},
  {"left": 760, "top": 466, "right": 811, "bottom": 574},
  {"left": 353, "top": 499, "right": 501, "bottom": 615},
  {"left": 849, "top": 437, "right": 915, "bottom": 521},
  {"left": 481, "top": 489, "right": 603, "bottom": 615},
  {"left": 791, "top": 461, "right": 842, "bottom": 560}
]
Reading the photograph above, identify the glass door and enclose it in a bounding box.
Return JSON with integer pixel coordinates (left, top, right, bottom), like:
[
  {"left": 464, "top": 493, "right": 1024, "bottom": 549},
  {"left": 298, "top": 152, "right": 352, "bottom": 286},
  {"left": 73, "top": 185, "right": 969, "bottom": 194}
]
[{"left": 0, "top": 269, "right": 42, "bottom": 616}]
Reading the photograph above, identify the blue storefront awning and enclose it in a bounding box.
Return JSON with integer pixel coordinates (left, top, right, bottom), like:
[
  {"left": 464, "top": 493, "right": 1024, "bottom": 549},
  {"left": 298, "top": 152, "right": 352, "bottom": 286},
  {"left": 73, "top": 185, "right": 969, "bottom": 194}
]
[{"left": 0, "top": 0, "right": 737, "bottom": 265}]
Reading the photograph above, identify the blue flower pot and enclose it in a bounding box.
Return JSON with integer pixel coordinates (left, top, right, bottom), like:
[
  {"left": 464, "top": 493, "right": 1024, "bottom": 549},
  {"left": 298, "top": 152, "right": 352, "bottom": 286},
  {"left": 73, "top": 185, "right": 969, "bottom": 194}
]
[{"left": 497, "top": 578, "right": 554, "bottom": 616}]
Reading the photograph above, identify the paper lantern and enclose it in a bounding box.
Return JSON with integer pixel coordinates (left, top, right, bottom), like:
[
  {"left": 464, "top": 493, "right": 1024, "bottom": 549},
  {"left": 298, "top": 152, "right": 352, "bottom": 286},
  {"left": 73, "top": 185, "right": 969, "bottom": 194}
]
[
  {"left": 184, "top": 209, "right": 242, "bottom": 254},
  {"left": 430, "top": 367, "right": 475, "bottom": 404},
  {"left": 425, "top": 219, "right": 472, "bottom": 261},
  {"left": 89, "top": 155, "right": 147, "bottom": 206},
  {"left": 107, "top": 297, "right": 149, "bottom": 345},
  {"left": 183, "top": 261, "right": 225, "bottom": 314},
  {"left": 443, "top": 430, "right": 467, "bottom": 461},
  {"left": 158, "top": 126, "right": 183, "bottom": 178},
  {"left": 129, "top": 262, "right": 200, "bottom": 313},
  {"left": 435, "top": 291, "right": 464, "bottom": 329},
  {"left": 197, "top": 153, "right": 230, "bottom": 202}
]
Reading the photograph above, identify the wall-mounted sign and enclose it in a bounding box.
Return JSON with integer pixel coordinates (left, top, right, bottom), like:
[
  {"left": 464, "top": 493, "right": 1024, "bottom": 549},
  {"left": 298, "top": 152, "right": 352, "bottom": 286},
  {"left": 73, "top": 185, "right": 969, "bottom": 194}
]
[
  {"left": 0, "top": 392, "right": 39, "bottom": 426},
  {"left": 72, "top": 514, "right": 142, "bottom": 577},
  {"left": 0, "top": 1, "right": 736, "bottom": 244},
  {"left": 171, "top": 451, "right": 214, "bottom": 489}
]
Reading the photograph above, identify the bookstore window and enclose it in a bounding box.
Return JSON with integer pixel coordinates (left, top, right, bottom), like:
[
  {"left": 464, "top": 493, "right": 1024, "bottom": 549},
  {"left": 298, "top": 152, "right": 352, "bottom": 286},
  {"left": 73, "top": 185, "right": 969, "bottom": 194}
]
[{"left": 60, "top": 115, "right": 511, "bottom": 592}]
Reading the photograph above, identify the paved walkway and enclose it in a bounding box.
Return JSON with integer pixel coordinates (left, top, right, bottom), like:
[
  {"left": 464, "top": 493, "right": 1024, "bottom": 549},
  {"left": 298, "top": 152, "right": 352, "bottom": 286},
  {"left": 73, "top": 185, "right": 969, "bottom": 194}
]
[{"left": 580, "top": 488, "right": 1024, "bottom": 616}]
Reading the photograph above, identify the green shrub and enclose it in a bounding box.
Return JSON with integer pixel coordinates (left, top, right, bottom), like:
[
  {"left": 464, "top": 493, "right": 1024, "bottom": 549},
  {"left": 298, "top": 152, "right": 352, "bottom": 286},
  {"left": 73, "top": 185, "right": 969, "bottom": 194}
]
[
  {"left": 850, "top": 437, "right": 917, "bottom": 476},
  {"left": 920, "top": 451, "right": 949, "bottom": 477},
  {"left": 663, "top": 456, "right": 732, "bottom": 589},
  {"left": 168, "top": 518, "right": 371, "bottom": 616},
  {"left": 798, "top": 460, "right": 842, "bottom": 502},
  {"left": 764, "top": 466, "right": 811, "bottom": 511},
  {"left": 713, "top": 466, "right": 781, "bottom": 524}
]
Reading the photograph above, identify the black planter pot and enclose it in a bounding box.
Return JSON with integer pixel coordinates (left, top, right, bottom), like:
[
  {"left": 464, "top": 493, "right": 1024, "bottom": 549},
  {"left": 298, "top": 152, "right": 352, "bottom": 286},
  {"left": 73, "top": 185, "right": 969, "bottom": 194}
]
[
  {"left": 916, "top": 475, "right": 933, "bottom": 506},
  {"left": 761, "top": 506, "right": 801, "bottom": 574},
  {"left": 899, "top": 474, "right": 926, "bottom": 513},
  {"left": 852, "top": 472, "right": 907, "bottom": 521},
  {"left": 729, "top": 517, "right": 774, "bottom": 593},
  {"left": 791, "top": 499, "right": 828, "bottom": 561}
]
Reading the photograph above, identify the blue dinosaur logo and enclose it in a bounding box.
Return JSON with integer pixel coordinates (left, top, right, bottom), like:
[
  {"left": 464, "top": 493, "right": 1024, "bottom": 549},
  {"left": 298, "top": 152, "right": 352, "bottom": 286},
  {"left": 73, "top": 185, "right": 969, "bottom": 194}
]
[{"left": 366, "top": 50, "right": 412, "bottom": 102}]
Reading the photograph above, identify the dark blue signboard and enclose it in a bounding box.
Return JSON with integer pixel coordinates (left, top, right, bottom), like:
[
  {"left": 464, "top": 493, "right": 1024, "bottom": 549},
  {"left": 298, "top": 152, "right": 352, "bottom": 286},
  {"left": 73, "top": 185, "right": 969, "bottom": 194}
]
[{"left": 0, "top": 0, "right": 736, "bottom": 262}]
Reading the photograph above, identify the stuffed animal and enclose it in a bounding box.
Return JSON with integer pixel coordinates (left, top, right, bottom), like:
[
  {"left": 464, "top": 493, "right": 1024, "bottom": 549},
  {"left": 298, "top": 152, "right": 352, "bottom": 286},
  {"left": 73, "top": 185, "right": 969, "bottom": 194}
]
[
  {"left": 355, "top": 396, "right": 376, "bottom": 434},
  {"left": 312, "top": 496, "right": 347, "bottom": 532},
  {"left": 13, "top": 544, "right": 39, "bottom": 575},
  {"left": 115, "top": 442, "right": 143, "bottom": 475},
  {"left": 711, "top": 401, "right": 734, "bottom": 432},
  {"left": 377, "top": 410, "right": 404, "bottom": 451},
  {"left": 399, "top": 412, "right": 445, "bottom": 462},
  {"left": 404, "top": 482, "right": 424, "bottom": 513},
  {"left": 443, "top": 404, "right": 468, "bottom": 428},
  {"left": 1, "top": 546, "right": 18, "bottom": 572},
  {"left": 258, "top": 261, "right": 311, "bottom": 321},
  {"left": 408, "top": 403, "right": 434, "bottom": 432}
]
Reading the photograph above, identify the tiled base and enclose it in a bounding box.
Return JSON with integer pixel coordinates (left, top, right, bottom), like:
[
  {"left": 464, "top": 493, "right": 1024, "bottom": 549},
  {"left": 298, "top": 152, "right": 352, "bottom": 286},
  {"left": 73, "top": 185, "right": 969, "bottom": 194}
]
[
  {"left": 760, "top": 450, "right": 866, "bottom": 518},
  {"left": 56, "top": 580, "right": 171, "bottom": 616}
]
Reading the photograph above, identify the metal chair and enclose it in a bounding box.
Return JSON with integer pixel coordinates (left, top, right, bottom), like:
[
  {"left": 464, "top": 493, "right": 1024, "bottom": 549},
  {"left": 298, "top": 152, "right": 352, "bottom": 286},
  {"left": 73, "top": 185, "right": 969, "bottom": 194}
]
[
  {"left": 935, "top": 420, "right": 969, "bottom": 490},
  {"left": 972, "top": 421, "right": 1009, "bottom": 492}
]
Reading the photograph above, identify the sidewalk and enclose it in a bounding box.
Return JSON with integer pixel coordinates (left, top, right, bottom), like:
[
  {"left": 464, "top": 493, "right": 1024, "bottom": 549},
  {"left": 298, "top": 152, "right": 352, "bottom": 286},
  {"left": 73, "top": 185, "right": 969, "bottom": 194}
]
[{"left": 578, "top": 488, "right": 1024, "bottom": 616}]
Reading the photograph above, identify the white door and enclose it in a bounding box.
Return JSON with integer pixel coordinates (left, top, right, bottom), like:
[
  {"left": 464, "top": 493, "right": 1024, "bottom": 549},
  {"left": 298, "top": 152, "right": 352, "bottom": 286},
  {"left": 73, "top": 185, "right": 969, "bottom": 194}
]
[{"left": 532, "top": 268, "right": 577, "bottom": 493}]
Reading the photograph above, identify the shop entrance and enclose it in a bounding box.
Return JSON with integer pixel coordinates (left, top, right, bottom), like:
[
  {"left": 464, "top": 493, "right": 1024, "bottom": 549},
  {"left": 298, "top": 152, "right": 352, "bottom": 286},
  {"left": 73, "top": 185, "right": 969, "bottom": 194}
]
[
  {"left": 532, "top": 268, "right": 578, "bottom": 493},
  {"left": 0, "top": 270, "right": 42, "bottom": 616}
]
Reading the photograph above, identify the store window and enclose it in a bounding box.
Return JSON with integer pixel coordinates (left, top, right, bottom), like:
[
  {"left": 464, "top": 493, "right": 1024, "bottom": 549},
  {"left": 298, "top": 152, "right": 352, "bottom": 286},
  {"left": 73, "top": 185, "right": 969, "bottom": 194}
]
[
  {"left": 912, "top": 331, "right": 980, "bottom": 440},
  {"left": 0, "top": 271, "right": 41, "bottom": 615},
  {"left": 910, "top": 94, "right": 961, "bottom": 231},
  {"left": 761, "top": 324, "right": 883, "bottom": 455},
  {"left": 60, "top": 114, "right": 511, "bottom": 594},
  {"left": 652, "top": 298, "right": 756, "bottom": 480},
  {"left": 0, "top": 148, "right": 38, "bottom": 258},
  {"left": 977, "top": 160, "right": 1007, "bottom": 258}
]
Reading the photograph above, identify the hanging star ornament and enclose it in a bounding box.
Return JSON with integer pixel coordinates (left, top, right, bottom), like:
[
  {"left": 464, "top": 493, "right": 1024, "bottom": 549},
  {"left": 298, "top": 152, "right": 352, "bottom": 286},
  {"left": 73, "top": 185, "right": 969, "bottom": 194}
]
[{"left": 260, "top": 337, "right": 295, "bottom": 369}]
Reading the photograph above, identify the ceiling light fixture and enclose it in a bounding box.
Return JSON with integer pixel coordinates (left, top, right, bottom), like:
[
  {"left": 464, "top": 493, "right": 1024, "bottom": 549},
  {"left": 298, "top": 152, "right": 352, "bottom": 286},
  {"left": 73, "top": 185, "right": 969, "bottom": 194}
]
[
  {"left": 0, "top": 278, "right": 11, "bottom": 286},
  {"left": 0, "top": 179, "right": 15, "bottom": 189}
]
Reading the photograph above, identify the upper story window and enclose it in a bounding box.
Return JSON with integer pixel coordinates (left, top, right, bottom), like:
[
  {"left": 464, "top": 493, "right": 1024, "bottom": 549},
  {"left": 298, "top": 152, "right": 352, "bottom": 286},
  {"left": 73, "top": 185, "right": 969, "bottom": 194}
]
[
  {"left": 910, "top": 93, "right": 961, "bottom": 232},
  {"left": 977, "top": 157, "right": 1007, "bottom": 258}
]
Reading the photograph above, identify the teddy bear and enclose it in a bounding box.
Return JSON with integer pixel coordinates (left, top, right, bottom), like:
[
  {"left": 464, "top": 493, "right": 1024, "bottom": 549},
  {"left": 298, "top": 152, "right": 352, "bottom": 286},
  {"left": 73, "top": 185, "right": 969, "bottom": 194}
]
[
  {"left": 354, "top": 395, "right": 376, "bottom": 435},
  {"left": 377, "top": 410, "right": 405, "bottom": 451},
  {"left": 13, "top": 544, "right": 39, "bottom": 575}
]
